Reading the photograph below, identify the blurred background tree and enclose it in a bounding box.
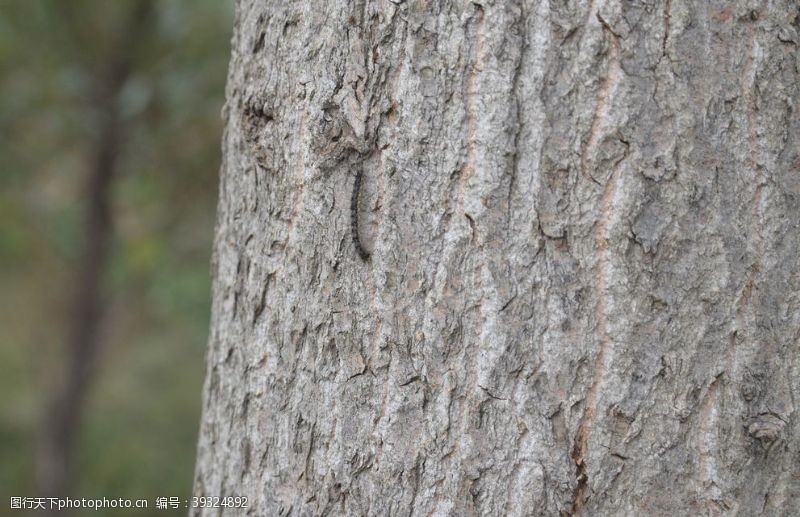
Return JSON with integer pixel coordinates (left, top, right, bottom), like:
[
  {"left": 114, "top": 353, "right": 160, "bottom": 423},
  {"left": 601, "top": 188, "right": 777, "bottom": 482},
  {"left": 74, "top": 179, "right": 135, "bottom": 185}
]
[{"left": 0, "top": 1, "right": 232, "bottom": 514}]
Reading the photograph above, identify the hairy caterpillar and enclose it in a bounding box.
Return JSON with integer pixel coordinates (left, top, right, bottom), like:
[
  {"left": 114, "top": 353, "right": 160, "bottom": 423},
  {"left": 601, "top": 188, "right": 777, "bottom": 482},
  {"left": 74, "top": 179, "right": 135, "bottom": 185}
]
[{"left": 351, "top": 168, "right": 370, "bottom": 261}]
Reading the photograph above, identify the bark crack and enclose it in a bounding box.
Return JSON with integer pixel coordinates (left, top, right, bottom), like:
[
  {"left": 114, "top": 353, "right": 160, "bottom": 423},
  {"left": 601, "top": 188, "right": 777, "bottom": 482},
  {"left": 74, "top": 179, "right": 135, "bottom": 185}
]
[
  {"left": 506, "top": 2, "right": 528, "bottom": 225},
  {"left": 570, "top": 16, "right": 623, "bottom": 515},
  {"left": 580, "top": 13, "right": 622, "bottom": 186},
  {"left": 735, "top": 26, "right": 764, "bottom": 322},
  {"left": 455, "top": 3, "right": 486, "bottom": 194},
  {"left": 698, "top": 374, "right": 723, "bottom": 506},
  {"left": 660, "top": 0, "right": 671, "bottom": 61}
]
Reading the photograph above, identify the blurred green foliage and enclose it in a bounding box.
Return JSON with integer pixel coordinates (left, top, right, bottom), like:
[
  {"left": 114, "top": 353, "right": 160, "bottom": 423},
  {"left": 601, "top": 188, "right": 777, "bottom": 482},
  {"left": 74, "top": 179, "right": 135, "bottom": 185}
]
[{"left": 0, "top": 1, "right": 231, "bottom": 514}]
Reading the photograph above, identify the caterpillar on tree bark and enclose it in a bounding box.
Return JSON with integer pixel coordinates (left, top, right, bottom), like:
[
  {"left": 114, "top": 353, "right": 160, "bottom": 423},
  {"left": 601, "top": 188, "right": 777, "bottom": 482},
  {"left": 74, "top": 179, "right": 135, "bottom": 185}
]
[{"left": 351, "top": 168, "right": 370, "bottom": 261}]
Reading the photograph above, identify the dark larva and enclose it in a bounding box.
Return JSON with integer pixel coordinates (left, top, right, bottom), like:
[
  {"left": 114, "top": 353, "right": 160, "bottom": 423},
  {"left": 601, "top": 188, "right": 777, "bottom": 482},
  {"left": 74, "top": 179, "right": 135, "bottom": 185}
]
[{"left": 351, "top": 169, "right": 370, "bottom": 261}]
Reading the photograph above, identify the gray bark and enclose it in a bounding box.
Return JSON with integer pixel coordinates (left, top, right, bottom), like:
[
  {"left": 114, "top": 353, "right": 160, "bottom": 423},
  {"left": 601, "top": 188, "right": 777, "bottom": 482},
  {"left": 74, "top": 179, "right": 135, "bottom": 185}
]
[{"left": 193, "top": 0, "right": 800, "bottom": 515}]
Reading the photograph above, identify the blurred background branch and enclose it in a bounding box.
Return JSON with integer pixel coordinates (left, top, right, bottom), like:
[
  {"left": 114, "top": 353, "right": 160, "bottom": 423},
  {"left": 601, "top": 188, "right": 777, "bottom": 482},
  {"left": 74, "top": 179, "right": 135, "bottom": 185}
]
[
  {"left": 38, "top": 1, "right": 155, "bottom": 506},
  {"left": 0, "top": 1, "right": 231, "bottom": 514}
]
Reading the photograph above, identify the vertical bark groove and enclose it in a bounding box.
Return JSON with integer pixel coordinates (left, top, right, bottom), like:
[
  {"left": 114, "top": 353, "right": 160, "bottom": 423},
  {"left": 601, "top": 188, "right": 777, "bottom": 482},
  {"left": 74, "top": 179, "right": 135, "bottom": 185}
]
[{"left": 570, "top": 17, "right": 623, "bottom": 515}]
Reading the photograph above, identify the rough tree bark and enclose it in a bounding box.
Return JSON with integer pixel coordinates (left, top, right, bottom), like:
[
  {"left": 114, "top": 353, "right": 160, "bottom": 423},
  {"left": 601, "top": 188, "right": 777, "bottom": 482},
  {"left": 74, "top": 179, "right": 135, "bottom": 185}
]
[{"left": 193, "top": 1, "right": 800, "bottom": 515}]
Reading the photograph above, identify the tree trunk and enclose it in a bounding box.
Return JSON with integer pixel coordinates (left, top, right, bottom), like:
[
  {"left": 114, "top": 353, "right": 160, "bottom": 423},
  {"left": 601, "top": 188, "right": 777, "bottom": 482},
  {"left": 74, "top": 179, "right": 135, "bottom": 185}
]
[{"left": 193, "top": 1, "right": 800, "bottom": 514}]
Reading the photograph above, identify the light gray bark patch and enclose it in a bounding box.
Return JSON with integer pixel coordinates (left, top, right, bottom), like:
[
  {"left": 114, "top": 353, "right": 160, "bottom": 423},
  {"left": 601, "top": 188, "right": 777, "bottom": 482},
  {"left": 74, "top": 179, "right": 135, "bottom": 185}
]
[{"left": 631, "top": 201, "right": 670, "bottom": 254}]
